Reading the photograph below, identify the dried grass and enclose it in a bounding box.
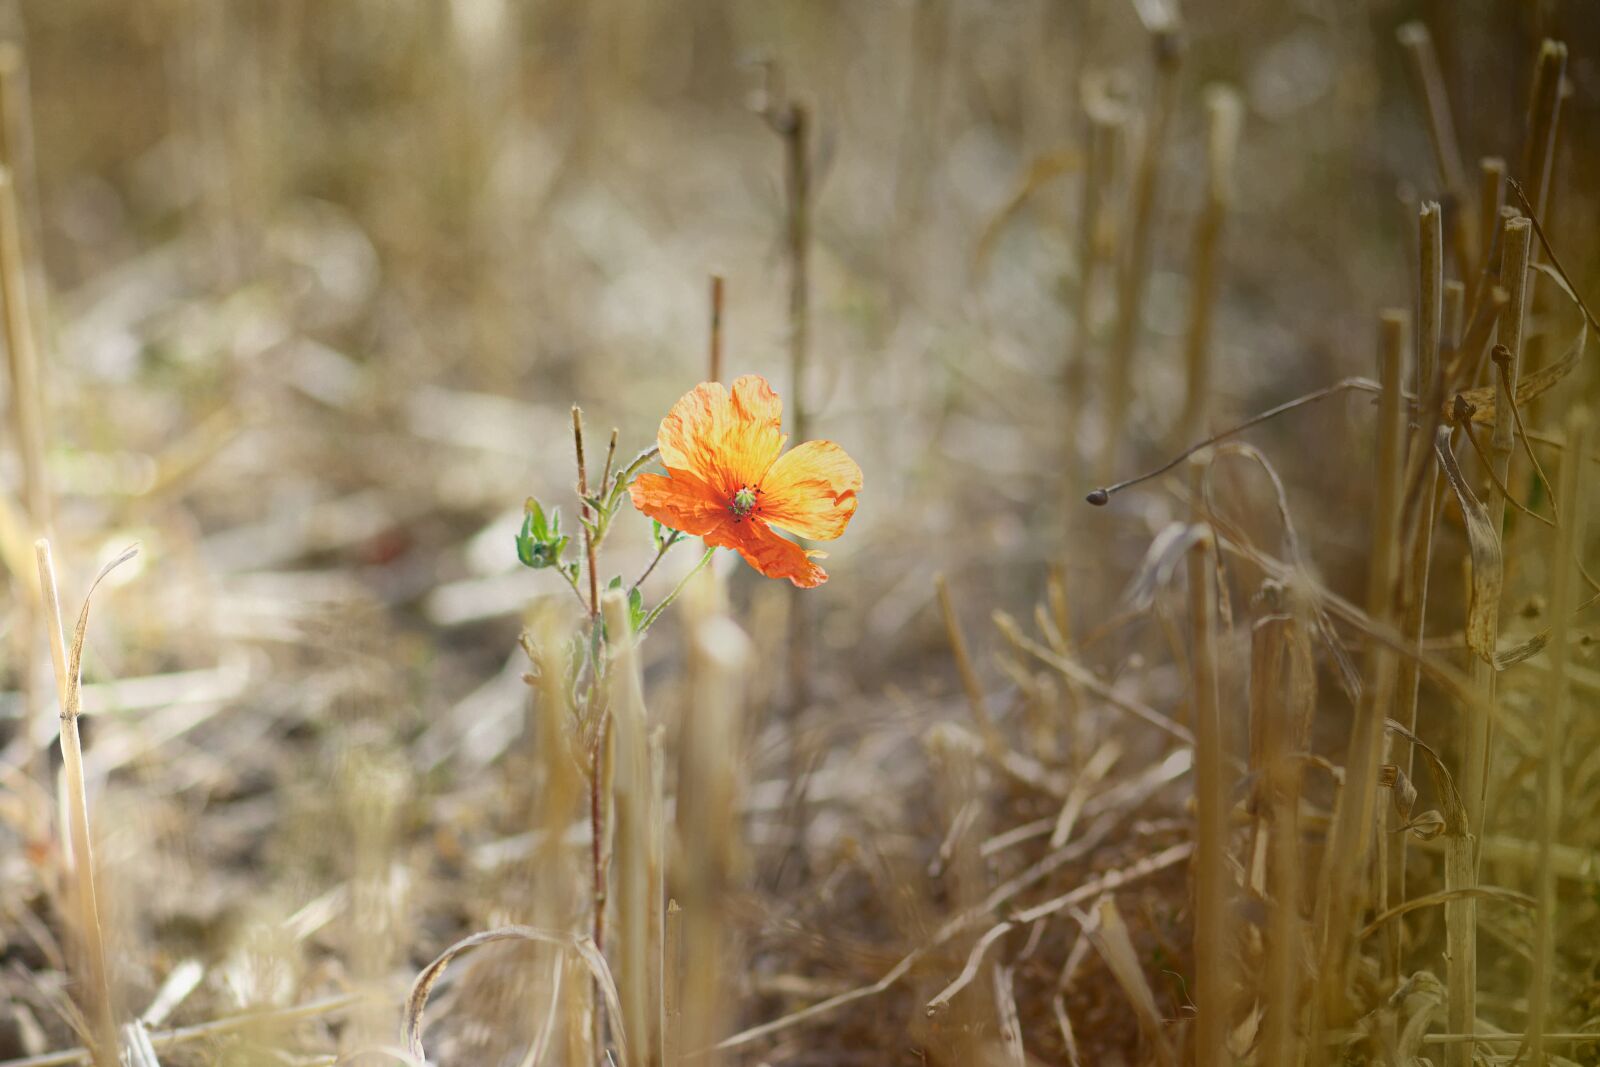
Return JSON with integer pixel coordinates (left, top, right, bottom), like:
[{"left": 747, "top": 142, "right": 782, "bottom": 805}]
[{"left": 1, "top": 6, "right": 1598, "bottom": 1067}]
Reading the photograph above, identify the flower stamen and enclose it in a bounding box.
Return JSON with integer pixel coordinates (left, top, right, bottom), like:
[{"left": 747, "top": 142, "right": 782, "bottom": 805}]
[{"left": 730, "top": 485, "right": 758, "bottom": 520}]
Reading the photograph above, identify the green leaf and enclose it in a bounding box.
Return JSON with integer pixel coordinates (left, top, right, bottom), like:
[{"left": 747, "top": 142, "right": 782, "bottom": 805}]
[
  {"left": 651, "top": 519, "right": 686, "bottom": 555},
  {"left": 628, "top": 586, "right": 645, "bottom": 632},
  {"left": 515, "top": 514, "right": 541, "bottom": 568},
  {"left": 607, "top": 574, "right": 623, "bottom": 591},
  {"left": 525, "top": 497, "right": 549, "bottom": 539},
  {"left": 516, "top": 498, "right": 572, "bottom": 570}
]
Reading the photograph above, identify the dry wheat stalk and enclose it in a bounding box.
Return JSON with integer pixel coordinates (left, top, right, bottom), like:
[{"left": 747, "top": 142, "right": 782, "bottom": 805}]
[
  {"left": 1186, "top": 494, "right": 1233, "bottom": 1067},
  {"left": 1313, "top": 310, "right": 1407, "bottom": 1034},
  {"left": 1103, "top": 19, "right": 1181, "bottom": 481},
  {"left": 1177, "top": 86, "right": 1241, "bottom": 448},
  {"left": 604, "top": 590, "right": 663, "bottom": 1067},
  {"left": 674, "top": 572, "right": 749, "bottom": 1065},
  {"left": 1524, "top": 407, "right": 1589, "bottom": 1061},
  {"left": 35, "top": 541, "right": 138, "bottom": 1067}
]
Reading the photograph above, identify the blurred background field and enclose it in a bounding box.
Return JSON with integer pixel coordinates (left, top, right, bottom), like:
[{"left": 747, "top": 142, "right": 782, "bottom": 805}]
[{"left": 1, "top": 1, "right": 1599, "bottom": 1064}]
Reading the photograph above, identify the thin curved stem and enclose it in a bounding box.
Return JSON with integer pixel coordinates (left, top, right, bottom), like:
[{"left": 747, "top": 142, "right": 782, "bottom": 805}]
[
  {"left": 629, "top": 531, "right": 684, "bottom": 595},
  {"left": 1459, "top": 420, "right": 1554, "bottom": 528},
  {"left": 639, "top": 547, "right": 715, "bottom": 633},
  {"left": 555, "top": 562, "right": 590, "bottom": 610},
  {"left": 1088, "top": 377, "right": 1382, "bottom": 505}
]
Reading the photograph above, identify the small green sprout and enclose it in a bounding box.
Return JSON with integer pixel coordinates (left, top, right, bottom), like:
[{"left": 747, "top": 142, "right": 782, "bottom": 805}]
[{"left": 515, "top": 497, "right": 570, "bottom": 570}]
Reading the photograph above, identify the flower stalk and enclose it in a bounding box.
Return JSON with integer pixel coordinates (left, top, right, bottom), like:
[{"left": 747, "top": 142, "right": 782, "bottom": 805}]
[{"left": 515, "top": 371, "right": 858, "bottom": 1066}]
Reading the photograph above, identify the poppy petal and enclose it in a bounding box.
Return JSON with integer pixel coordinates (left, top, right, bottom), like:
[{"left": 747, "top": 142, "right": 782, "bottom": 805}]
[
  {"left": 708, "top": 518, "right": 827, "bottom": 588},
  {"left": 629, "top": 470, "right": 726, "bottom": 536},
  {"left": 656, "top": 382, "right": 726, "bottom": 486},
  {"left": 721, "top": 376, "right": 786, "bottom": 488},
  {"left": 657, "top": 378, "right": 785, "bottom": 494},
  {"left": 759, "top": 440, "right": 862, "bottom": 541},
  {"left": 729, "top": 374, "right": 782, "bottom": 429}
]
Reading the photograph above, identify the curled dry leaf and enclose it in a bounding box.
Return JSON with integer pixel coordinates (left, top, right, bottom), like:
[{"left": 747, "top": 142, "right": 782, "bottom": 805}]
[
  {"left": 1202, "top": 443, "right": 1305, "bottom": 566},
  {"left": 1493, "top": 629, "right": 1548, "bottom": 670},
  {"left": 1083, "top": 896, "right": 1176, "bottom": 1067},
  {"left": 1443, "top": 322, "right": 1586, "bottom": 426},
  {"left": 1119, "top": 521, "right": 1211, "bottom": 614},
  {"left": 1394, "top": 971, "right": 1445, "bottom": 1063},
  {"left": 401, "top": 925, "right": 627, "bottom": 1066},
  {"left": 1384, "top": 719, "right": 1467, "bottom": 836},
  {"left": 59, "top": 543, "right": 141, "bottom": 719},
  {"left": 1379, "top": 764, "right": 1418, "bottom": 821},
  {"left": 1198, "top": 448, "right": 1361, "bottom": 706},
  {"left": 1401, "top": 809, "right": 1446, "bottom": 841},
  {"left": 1433, "top": 427, "right": 1501, "bottom": 664}
]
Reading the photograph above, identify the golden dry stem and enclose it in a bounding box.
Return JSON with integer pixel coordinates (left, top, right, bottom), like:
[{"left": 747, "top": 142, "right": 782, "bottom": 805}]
[
  {"left": 1391, "top": 202, "right": 1445, "bottom": 980},
  {"left": 604, "top": 590, "right": 664, "bottom": 1067},
  {"left": 1257, "top": 608, "right": 1315, "bottom": 1065},
  {"left": 1177, "top": 86, "right": 1241, "bottom": 448},
  {"left": 1459, "top": 218, "right": 1533, "bottom": 925},
  {"left": 1186, "top": 513, "right": 1232, "bottom": 1067},
  {"left": 1104, "top": 21, "right": 1182, "bottom": 482},
  {"left": 1314, "top": 310, "right": 1408, "bottom": 1030},
  {"left": 35, "top": 540, "right": 120, "bottom": 1067},
  {"left": 574, "top": 406, "right": 599, "bottom": 618},
  {"left": 1475, "top": 157, "right": 1506, "bottom": 283},
  {"left": 1458, "top": 216, "right": 1532, "bottom": 1065},
  {"left": 1396, "top": 22, "right": 1473, "bottom": 270},
  {"left": 1525, "top": 407, "right": 1589, "bottom": 1061},
  {"left": 936, "top": 572, "right": 1002, "bottom": 753},
  {"left": 0, "top": 44, "right": 48, "bottom": 367},
  {"left": 674, "top": 570, "right": 750, "bottom": 1066},
  {"left": 0, "top": 155, "right": 50, "bottom": 821},
  {"left": 0, "top": 168, "right": 44, "bottom": 529},
  {"left": 1067, "top": 86, "right": 1125, "bottom": 488},
  {"left": 1521, "top": 40, "right": 1567, "bottom": 222},
  {"left": 528, "top": 605, "right": 598, "bottom": 1066},
  {"left": 758, "top": 83, "right": 815, "bottom": 717},
  {"left": 708, "top": 274, "right": 724, "bottom": 384}
]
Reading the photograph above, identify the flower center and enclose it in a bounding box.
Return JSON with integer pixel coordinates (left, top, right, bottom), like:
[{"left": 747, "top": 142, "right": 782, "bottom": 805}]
[{"left": 730, "top": 485, "right": 758, "bottom": 519}]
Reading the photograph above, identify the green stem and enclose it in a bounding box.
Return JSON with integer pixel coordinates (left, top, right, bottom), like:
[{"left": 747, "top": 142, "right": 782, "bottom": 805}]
[
  {"left": 639, "top": 547, "right": 715, "bottom": 634},
  {"left": 594, "top": 446, "right": 662, "bottom": 549},
  {"left": 557, "top": 563, "right": 589, "bottom": 611},
  {"left": 630, "top": 530, "right": 684, "bottom": 594},
  {"left": 607, "top": 447, "right": 660, "bottom": 511}
]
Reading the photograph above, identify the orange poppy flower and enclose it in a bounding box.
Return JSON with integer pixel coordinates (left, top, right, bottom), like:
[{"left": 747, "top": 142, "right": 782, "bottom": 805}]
[{"left": 629, "top": 375, "right": 861, "bottom": 588}]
